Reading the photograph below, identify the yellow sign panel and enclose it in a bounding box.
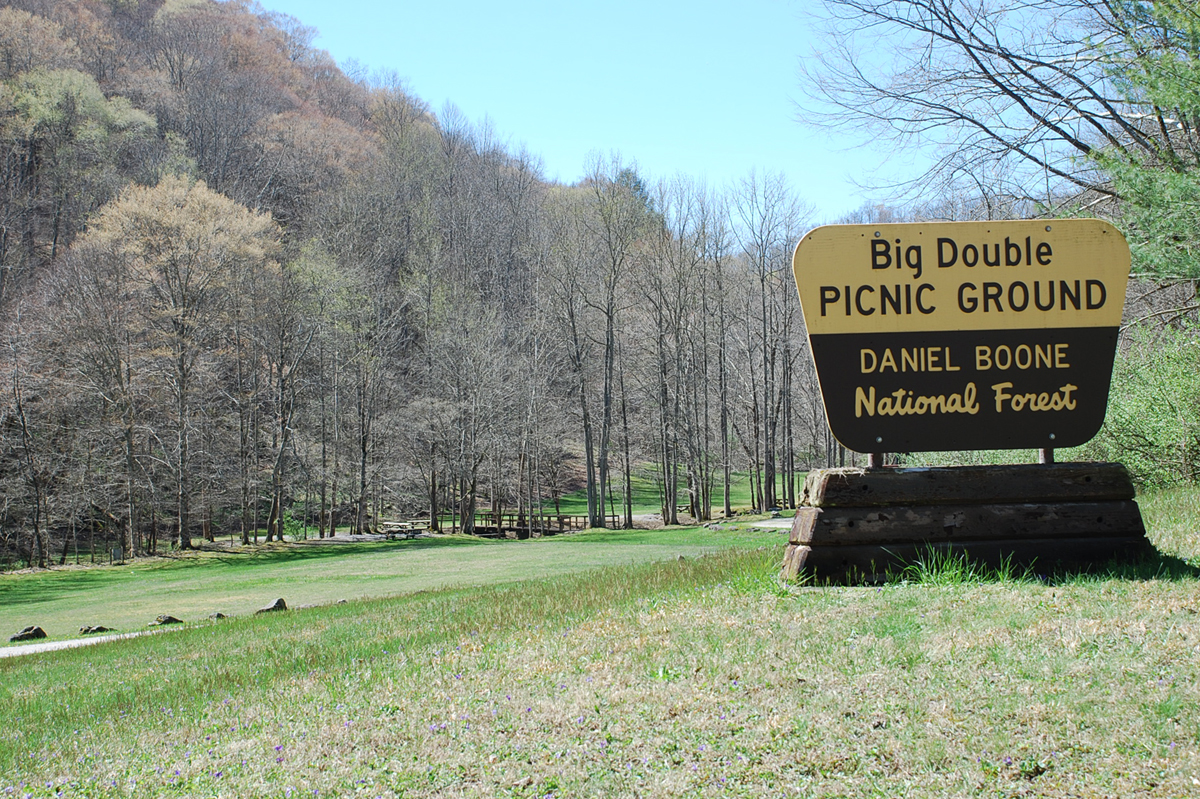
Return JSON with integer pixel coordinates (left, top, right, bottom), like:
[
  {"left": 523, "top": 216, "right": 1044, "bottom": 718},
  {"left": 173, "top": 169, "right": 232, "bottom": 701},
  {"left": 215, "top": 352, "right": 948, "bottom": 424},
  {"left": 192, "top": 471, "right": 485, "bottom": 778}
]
[
  {"left": 792, "top": 220, "right": 1129, "bottom": 335},
  {"left": 792, "top": 220, "right": 1131, "bottom": 452}
]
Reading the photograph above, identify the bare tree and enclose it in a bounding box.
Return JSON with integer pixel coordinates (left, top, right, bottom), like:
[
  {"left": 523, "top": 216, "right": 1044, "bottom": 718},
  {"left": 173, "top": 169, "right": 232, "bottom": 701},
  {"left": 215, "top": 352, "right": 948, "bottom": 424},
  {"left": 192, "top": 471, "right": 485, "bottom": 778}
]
[
  {"left": 579, "top": 156, "right": 650, "bottom": 528},
  {"left": 73, "top": 176, "right": 280, "bottom": 549},
  {"left": 731, "top": 172, "right": 809, "bottom": 509},
  {"left": 800, "top": 0, "right": 1190, "bottom": 204}
]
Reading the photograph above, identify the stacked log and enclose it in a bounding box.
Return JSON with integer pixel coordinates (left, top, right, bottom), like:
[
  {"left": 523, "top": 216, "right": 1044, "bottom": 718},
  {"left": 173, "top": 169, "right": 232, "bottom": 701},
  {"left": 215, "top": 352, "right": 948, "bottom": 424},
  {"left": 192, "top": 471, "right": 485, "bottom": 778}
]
[{"left": 782, "top": 463, "right": 1153, "bottom": 583}]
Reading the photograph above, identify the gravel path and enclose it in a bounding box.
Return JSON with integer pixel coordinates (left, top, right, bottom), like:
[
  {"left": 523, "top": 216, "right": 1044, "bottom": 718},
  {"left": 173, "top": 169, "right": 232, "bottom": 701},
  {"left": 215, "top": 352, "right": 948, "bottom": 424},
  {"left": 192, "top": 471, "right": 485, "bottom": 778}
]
[{"left": 751, "top": 518, "right": 794, "bottom": 529}]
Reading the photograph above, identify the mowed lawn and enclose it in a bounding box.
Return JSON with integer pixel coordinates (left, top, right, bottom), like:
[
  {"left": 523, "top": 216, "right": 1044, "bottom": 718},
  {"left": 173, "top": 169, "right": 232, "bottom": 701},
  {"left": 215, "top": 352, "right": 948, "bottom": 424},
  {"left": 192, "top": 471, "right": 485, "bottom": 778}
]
[
  {"left": 1, "top": 524, "right": 785, "bottom": 643},
  {"left": 0, "top": 489, "right": 1198, "bottom": 797}
]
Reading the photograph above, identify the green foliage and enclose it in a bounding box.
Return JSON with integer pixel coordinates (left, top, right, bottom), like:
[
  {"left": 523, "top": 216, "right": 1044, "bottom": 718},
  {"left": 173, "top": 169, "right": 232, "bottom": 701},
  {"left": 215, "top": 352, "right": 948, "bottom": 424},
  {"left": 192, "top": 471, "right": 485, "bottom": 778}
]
[
  {"left": 1083, "top": 325, "right": 1200, "bottom": 487},
  {"left": 2, "top": 69, "right": 155, "bottom": 170},
  {"left": 903, "top": 449, "right": 1045, "bottom": 468},
  {"left": 1099, "top": 2, "right": 1200, "bottom": 278},
  {"left": 0, "top": 67, "right": 158, "bottom": 271},
  {"left": 281, "top": 510, "right": 305, "bottom": 540},
  {"left": 6, "top": 69, "right": 138, "bottom": 131},
  {"left": 145, "top": 131, "right": 198, "bottom": 183},
  {"left": 1101, "top": 156, "right": 1200, "bottom": 279},
  {"left": 1139, "top": 484, "right": 1200, "bottom": 565},
  {"left": 1109, "top": 2, "right": 1200, "bottom": 117}
]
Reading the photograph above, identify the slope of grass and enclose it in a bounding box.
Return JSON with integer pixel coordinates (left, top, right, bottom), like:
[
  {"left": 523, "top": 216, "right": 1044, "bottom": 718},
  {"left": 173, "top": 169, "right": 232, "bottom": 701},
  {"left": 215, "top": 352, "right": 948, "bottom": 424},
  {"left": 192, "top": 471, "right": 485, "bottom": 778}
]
[
  {"left": 1, "top": 489, "right": 1198, "bottom": 797},
  {"left": 0, "top": 525, "right": 784, "bottom": 644},
  {"left": 1140, "top": 485, "right": 1200, "bottom": 567},
  {"left": 2, "top": 538, "right": 1200, "bottom": 797},
  {"left": 552, "top": 469, "right": 666, "bottom": 515}
]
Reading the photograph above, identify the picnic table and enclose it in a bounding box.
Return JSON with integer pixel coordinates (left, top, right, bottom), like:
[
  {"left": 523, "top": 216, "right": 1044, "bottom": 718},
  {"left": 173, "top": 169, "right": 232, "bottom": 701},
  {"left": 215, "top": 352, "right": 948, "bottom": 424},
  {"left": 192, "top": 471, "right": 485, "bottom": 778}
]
[{"left": 380, "top": 520, "right": 429, "bottom": 540}]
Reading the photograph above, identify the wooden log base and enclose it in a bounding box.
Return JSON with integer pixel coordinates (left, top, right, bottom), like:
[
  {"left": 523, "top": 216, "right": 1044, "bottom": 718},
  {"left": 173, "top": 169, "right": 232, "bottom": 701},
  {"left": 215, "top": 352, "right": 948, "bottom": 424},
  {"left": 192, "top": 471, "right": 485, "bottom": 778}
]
[
  {"left": 791, "top": 500, "right": 1146, "bottom": 546},
  {"left": 782, "top": 536, "right": 1156, "bottom": 584},
  {"left": 802, "top": 463, "right": 1135, "bottom": 508},
  {"left": 783, "top": 463, "right": 1155, "bottom": 584}
]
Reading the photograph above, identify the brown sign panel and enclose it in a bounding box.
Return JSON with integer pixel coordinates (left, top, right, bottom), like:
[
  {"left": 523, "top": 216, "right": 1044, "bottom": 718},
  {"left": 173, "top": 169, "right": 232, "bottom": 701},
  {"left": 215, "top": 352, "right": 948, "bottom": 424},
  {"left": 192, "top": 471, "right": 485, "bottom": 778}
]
[{"left": 792, "top": 220, "right": 1130, "bottom": 452}]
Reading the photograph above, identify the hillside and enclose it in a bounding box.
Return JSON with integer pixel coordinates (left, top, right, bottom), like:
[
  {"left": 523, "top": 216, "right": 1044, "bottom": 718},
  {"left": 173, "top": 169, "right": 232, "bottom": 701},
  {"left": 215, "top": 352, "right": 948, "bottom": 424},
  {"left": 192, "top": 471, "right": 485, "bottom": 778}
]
[{"left": 0, "top": 0, "right": 824, "bottom": 569}]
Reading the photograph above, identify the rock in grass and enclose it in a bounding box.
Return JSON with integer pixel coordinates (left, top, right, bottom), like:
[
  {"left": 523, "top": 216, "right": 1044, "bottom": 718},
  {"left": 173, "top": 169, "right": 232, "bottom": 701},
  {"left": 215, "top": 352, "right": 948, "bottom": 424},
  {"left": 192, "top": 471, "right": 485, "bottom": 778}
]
[
  {"left": 256, "top": 598, "right": 288, "bottom": 614},
  {"left": 79, "top": 625, "right": 112, "bottom": 635},
  {"left": 9, "top": 626, "right": 46, "bottom": 642},
  {"left": 209, "top": 612, "right": 228, "bottom": 620},
  {"left": 148, "top": 615, "right": 183, "bottom": 627}
]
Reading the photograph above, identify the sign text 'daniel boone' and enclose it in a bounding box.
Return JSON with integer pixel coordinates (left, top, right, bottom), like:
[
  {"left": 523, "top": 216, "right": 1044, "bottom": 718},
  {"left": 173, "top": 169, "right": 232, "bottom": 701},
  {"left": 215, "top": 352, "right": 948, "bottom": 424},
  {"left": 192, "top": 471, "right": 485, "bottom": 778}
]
[{"left": 791, "top": 220, "right": 1130, "bottom": 453}]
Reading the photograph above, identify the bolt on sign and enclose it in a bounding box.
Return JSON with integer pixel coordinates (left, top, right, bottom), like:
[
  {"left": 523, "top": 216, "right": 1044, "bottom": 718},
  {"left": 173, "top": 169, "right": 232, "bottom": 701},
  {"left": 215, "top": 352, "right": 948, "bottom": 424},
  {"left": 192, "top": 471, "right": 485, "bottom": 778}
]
[{"left": 791, "top": 220, "right": 1131, "bottom": 453}]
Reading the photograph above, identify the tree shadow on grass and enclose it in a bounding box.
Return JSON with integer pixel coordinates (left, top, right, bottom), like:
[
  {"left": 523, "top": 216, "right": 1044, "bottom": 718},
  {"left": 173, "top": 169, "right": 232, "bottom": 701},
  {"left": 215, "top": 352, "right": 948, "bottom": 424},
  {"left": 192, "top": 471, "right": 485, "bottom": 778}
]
[
  {"left": 1046, "top": 551, "right": 1200, "bottom": 584},
  {"left": 551, "top": 529, "right": 665, "bottom": 545},
  {"left": 0, "top": 568, "right": 131, "bottom": 608},
  {"left": 849, "top": 541, "right": 1200, "bottom": 588},
  {"left": 208, "top": 534, "right": 486, "bottom": 565}
]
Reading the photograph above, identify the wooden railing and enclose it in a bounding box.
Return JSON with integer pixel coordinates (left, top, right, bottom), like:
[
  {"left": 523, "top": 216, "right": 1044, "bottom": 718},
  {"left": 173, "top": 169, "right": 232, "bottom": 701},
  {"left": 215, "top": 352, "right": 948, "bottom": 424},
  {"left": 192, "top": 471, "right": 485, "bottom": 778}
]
[
  {"left": 381, "top": 513, "right": 619, "bottom": 540},
  {"left": 458, "top": 512, "right": 619, "bottom": 537}
]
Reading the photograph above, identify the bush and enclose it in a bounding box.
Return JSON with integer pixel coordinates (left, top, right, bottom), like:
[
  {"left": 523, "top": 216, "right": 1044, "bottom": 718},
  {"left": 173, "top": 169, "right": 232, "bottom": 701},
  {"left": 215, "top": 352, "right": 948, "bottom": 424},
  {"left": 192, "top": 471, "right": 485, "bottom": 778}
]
[{"left": 1084, "top": 324, "right": 1200, "bottom": 488}]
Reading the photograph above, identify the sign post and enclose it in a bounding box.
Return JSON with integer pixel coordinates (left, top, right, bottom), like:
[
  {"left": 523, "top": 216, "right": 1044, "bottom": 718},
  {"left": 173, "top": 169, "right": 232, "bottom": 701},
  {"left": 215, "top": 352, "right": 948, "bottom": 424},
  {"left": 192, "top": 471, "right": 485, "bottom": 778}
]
[{"left": 783, "top": 220, "right": 1152, "bottom": 582}]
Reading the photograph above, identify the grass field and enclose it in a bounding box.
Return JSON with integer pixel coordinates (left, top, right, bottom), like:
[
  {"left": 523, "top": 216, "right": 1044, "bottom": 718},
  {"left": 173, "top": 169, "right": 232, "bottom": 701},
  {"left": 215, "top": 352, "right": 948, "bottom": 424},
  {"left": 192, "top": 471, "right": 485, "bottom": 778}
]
[
  {"left": 0, "top": 525, "right": 786, "bottom": 643},
  {"left": 0, "top": 490, "right": 1198, "bottom": 797}
]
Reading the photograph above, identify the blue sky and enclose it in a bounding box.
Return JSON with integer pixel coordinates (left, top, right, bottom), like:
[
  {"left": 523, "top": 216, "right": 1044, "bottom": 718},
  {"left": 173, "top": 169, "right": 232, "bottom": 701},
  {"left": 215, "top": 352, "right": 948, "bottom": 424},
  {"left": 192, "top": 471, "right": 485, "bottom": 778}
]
[{"left": 255, "top": 0, "right": 891, "bottom": 221}]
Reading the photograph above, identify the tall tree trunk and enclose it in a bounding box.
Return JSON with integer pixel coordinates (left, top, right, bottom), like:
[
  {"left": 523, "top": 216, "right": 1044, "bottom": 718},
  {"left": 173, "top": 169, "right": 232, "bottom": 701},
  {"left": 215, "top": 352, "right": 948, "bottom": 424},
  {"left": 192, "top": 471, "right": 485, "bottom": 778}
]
[
  {"left": 356, "top": 367, "right": 371, "bottom": 535},
  {"left": 318, "top": 342, "right": 329, "bottom": 538},
  {"left": 428, "top": 452, "right": 439, "bottom": 532},
  {"left": 177, "top": 375, "right": 191, "bottom": 550},
  {"left": 619, "top": 365, "right": 634, "bottom": 529},
  {"left": 13, "top": 373, "right": 48, "bottom": 568},
  {"left": 125, "top": 420, "right": 138, "bottom": 557},
  {"left": 329, "top": 351, "right": 341, "bottom": 538},
  {"left": 595, "top": 285, "right": 618, "bottom": 530},
  {"left": 718, "top": 274, "right": 732, "bottom": 518},
  {"left": 580, "top": 377, "right": 598, "bottom": 528}
]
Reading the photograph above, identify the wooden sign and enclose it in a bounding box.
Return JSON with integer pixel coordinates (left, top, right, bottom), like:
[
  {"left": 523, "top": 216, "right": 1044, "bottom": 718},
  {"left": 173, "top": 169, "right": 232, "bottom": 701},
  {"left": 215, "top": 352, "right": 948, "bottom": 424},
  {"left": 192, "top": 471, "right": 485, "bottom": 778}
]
[{"left": 792, "top": 220, "right": 1130, "bottom": 452}]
